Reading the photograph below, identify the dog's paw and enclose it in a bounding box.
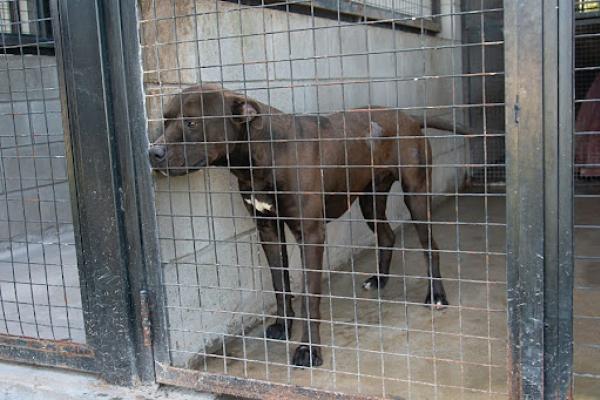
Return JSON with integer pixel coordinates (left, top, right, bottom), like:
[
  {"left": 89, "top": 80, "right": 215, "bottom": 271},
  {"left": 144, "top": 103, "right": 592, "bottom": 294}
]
[
  {"left": 292, "top": 345, "right": 323, "bottom": 367},
  {"left": 424, "top": 291, "right": 449, "bottom": 310},
  {"left": 361, "top": 275, "right": 388, "bottom": 291},
  {"left": 266, "top": 322, "right": 291, "bottom": 340}
]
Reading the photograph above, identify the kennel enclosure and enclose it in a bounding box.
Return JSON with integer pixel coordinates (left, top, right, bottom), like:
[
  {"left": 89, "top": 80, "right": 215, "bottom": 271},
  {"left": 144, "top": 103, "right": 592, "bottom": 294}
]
[{"left": 0, "top": 0, "right": 596, "bottom": 399}]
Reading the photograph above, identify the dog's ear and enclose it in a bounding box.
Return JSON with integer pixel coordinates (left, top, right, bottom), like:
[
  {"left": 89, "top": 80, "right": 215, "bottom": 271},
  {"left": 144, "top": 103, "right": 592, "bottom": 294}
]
[{"left": 227, "top": 95, "right": 264, "bottom": 131}]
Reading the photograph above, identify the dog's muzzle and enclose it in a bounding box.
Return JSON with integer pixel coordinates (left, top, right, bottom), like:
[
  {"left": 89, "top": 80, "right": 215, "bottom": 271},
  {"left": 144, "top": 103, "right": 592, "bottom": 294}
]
[
  {"left": 149, "top": 144, "right": 166, "bottom": 165},
  {"left": 148, "top": 144, "right": 209, "bottom": 176},
  {"left": 148, "top": 144, "right": 170, "bottom": 176}
]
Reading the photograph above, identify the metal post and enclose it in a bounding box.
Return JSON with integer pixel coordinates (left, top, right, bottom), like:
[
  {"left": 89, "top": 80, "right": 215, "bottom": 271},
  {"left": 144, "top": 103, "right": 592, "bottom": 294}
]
[
  {"left": 51, "top": 0, "right": 159, "bottom": 384},
  {"left": 544, "top": 0, "right": 574, "bottom": 397},
  {"left": 504, "top": 0, "right": 574, "bottom": 398}
]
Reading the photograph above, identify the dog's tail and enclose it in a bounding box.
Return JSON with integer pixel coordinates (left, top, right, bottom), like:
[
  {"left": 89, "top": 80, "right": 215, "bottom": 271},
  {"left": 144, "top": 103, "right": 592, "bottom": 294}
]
[{"left": 411, "top": 115, "right": 474, "bottom": 135}]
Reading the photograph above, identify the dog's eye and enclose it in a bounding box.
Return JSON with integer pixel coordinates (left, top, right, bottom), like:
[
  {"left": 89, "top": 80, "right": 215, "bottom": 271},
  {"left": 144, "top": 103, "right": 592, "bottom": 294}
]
[{"left": 185, "top": 120, "right": 197, "bottom": 129}]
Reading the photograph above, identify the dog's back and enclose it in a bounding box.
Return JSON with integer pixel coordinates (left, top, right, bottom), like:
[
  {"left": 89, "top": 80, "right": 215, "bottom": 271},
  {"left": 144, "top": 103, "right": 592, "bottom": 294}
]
[{"left": 258, "top": 107, "right": 427, "bottom": 196}]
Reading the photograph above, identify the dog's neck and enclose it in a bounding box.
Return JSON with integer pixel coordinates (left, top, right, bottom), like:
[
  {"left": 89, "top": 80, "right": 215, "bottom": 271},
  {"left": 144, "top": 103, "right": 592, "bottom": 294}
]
[
  {"left": 217, "top": 127, "right": 274, "bottom": 191},
  {"left": 229, "top": 127, "right": 270, "bottom": 165}
]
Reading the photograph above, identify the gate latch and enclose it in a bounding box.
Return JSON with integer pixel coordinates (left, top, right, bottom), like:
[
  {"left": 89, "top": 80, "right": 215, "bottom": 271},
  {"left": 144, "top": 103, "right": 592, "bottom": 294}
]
[{"left": 140, "top": 290, "right": 152, "bottom": 347}]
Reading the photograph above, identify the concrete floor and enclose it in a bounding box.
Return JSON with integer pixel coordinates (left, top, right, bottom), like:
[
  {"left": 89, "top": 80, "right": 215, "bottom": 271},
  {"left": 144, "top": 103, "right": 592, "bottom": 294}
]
[
  {"left": 193, "top": 194, "right": 508, "bottom": 400},
  {"left": 190, "top": 193, "right": 599, "bottom": 400},
  {"left": 0, "top": 192, "right": 598, "bottom": 399},
  {"left": 573, "top": 187, "right": 600, "bottom": 400}
]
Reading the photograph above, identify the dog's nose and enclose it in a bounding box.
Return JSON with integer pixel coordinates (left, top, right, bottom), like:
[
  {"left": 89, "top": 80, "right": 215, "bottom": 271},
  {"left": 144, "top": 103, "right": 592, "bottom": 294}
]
[{"left": 149, "top": 145, "right": 166, "bottom": 163}]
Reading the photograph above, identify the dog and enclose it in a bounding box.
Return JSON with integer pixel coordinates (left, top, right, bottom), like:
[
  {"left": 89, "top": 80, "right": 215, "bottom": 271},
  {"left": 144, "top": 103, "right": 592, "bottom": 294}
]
[{"left": 148, "top": 83, "right": 449, "bottom": 368}]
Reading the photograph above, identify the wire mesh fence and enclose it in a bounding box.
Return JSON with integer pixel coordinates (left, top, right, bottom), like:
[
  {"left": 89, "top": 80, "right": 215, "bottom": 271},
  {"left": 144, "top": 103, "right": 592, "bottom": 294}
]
[
  {"left": 0, "top": 0, "right": 591, "bottom": 395},
  {"left": 0, "top": 0, "right": 84, "bottom": 343},
  {"left": 141, "top": 0, "right": 507, "bottom": 398},
  {"left": 573, "top": 1, "right": 600, "bottom": 397}
]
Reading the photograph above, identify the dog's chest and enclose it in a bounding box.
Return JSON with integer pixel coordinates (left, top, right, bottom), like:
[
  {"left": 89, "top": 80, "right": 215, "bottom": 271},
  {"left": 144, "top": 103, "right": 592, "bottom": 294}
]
[
  {"left": 235, "top": 170, "right": 278, "bottom": 215},
  {"left": 242, "top": 193, "right": 275, "bottom": 214}
]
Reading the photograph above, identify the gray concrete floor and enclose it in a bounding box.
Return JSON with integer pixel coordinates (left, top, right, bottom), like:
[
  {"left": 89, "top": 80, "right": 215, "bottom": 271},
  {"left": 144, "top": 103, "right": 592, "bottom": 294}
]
[
  {"left": 192, "top": 194, "right": 599, "bottom": 400},
  {"left": 195, "top": 194, "right": 508, "bottom": 400},
  {"left": 0, "top": 193, "right": 598, "bottom": 399},
  {"left": 572, "top": 187, "right": 600, "bottom": 400}
]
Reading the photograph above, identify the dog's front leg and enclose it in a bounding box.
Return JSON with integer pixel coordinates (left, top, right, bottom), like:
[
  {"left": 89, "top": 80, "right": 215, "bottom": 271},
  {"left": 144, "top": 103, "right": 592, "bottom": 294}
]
[
  {"left": 291, "top": 220, "right": 325, "bottom": 367},
  {"left": 256, "top": 218, "right": 294, "bottom": 340}
]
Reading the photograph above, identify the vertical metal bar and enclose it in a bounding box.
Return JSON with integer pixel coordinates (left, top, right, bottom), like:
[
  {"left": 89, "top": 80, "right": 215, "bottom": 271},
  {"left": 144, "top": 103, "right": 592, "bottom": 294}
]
[
  {"left": 149, "top": 0, "right": 177, "bottom": 372},
  {"left": 505, "top": 0, "right": 574, "bottom": 398},
  {"left": 505, "top": 0, "right": 545, "bottom": 398},
  {"left": 49, "top": 0, "right": 87, "bottom": 340},
  {"left": 544, "top": 0, "right": 574, "bottom": 398},
  {"left": 98, "top": 0, "right": 163, "bottom": 383},
  {"left": 554, "top": 0, "right": 574, "bottom": 393},
  {"left": 51, "top": 0, "right": 158, "bottom": 384}
]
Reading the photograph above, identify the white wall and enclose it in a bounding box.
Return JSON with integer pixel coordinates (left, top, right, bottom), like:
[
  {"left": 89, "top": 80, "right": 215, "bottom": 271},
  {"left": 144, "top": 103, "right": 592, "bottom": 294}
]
[{"left": 140, "top": 0, "right": 468, "bottom": 367}]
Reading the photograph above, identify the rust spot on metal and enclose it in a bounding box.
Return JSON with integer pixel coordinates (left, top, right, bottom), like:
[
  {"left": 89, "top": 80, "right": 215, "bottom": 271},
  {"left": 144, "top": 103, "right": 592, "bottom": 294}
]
[
  {"left": 0, "top": 334, "right": 95, "bottom": 358},
  {"left": 156, "top": 362, "right": 386, "bottom": 400}
]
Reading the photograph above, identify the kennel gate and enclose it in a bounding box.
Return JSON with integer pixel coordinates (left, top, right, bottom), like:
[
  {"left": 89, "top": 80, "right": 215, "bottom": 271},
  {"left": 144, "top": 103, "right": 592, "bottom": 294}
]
[
  {"left": 135, "top": 0, "right": 578, "bottom": 399},
  {"left": 0, "top": 0, "right": 95, "bottom": 368}
]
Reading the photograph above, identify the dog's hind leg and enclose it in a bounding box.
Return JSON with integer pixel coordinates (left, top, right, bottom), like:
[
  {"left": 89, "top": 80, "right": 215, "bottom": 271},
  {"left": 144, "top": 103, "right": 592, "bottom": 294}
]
[
  {"left": 359, "top": 174, "right": 396, "bottom": 292},
  {"left": 256, "top": 218, "right": 295, "bottom": 340},
  {"left": 401, "top": 168, "right": 449, "bottom": 308}
]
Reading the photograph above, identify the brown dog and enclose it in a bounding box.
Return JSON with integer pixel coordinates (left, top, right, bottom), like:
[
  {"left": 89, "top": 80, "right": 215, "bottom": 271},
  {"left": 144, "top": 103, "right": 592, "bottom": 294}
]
[{"left": 149, "top": 83, "right": 448, "bottom": 367}]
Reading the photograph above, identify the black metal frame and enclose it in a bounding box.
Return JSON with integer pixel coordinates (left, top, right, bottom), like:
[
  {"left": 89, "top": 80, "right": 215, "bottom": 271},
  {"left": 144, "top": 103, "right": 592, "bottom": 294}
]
[
  {"left": 504, "top": 0, "right": 574, "bottom": 398},
  {"left": 50, "top": 0, "right": 161, "bottom": 384}
]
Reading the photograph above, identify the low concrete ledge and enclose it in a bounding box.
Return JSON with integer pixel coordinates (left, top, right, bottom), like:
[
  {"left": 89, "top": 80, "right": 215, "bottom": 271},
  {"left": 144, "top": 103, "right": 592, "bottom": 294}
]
[{"left": 0, "top": 361, "right": 217, "bottom": 400}]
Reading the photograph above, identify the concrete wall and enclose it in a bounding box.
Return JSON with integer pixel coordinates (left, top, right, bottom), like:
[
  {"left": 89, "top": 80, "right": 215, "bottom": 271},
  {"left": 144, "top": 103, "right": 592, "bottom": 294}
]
[
  {"left": 0, "top": 55, "right": 71, "bottom": 250},
  {"left": 140, "top": 0, "right": 468, "bottom": 366}
]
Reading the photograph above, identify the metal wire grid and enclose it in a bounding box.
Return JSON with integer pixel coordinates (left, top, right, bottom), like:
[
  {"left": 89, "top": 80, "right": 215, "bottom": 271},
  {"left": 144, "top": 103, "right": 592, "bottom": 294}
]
[
  {"left": 462, "top": 0, "right": 504, "bottom": 186},
  {"left": 0, "top": 1, "right": 85, "bottom": 342},
  {"left": 575, "top": 21, "right": 600, "bottom": 117},
  {"left": 573, "top": 1, "right": 600, "bottom": 396},
  {"left": 141, "top": 0, "right": 506, "bottom": 398}
]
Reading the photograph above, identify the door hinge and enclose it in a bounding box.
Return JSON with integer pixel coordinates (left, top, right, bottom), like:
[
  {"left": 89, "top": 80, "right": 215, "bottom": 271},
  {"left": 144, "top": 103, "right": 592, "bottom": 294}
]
[{"left": 140, "top": 290, "right": 152, "bottom": 347}]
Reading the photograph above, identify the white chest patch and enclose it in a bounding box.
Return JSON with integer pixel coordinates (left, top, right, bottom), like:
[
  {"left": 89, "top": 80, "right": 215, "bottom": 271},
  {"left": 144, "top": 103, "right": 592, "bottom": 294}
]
[{"left": 244, "top": 196, "right": 273, "bottom": 212}]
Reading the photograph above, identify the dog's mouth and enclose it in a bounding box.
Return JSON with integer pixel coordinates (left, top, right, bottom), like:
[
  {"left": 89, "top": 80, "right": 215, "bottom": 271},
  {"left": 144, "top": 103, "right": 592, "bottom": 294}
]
[{"left": 153, "top": 158, "right": 208, "bottom": 177}]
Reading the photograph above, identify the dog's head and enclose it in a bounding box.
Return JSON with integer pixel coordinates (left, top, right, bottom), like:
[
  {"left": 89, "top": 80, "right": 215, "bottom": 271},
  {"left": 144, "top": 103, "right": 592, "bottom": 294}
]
[{"left": 148, "top": 83, "right": 263, "bottom": 176}]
